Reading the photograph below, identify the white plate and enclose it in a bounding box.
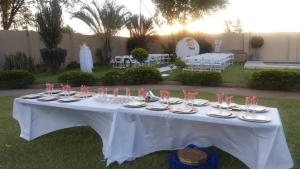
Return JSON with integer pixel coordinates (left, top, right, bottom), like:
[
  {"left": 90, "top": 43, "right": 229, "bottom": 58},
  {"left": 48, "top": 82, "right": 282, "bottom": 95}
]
[
  {"left": 123, "top": 101, "right": 146, "bottom": 108},
  {"left": 146, "top": 104, "right": 168, "bottom": 111},
  {"left": 22, "top": 94, "right": 42, "bottom": 99},
  {"left": 207, "top": 111, "right": 236, "bottom": 118},
  {"left": 188, "top": 99, "right": 209, "bottom": 107},
  {"left": 43, "top": 90, "right": 61, "bottom": 94},
  {"left": 211, "top": 102, "right": 239, "bottom": 109},
  {"left": 74, "top": 92, "right": 94, "bottom": 98},
  {"left": 238, "top": 105, "right": 269, "bottom": 113},
  {"left": 58, "top": 97, "right": 81, "bottom": 103},
  {"left": 59, "top": 91, "right": 77, "bottom": 96},
  {"left": 169, "top": 106, "right": 197, "bottom": 114},
  {"left": 38, "top": 96, "right": 58, "bottom": 102},
  {"left": 160, "top": 98, "right": 183, "bottom": 105},
  {"left": 238, "top": 115, "right": 271, "bottom": 123}
]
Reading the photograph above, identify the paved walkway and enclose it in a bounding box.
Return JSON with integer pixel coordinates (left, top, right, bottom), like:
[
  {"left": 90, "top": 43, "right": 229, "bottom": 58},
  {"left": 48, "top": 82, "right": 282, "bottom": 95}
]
[{"left": 1, "top": 85, "right": 300, "bottom": 100}]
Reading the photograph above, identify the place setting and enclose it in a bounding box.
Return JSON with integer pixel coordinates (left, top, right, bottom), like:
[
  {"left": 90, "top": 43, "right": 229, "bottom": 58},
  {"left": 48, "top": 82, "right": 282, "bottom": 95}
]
[{"left": 206, "top": 93, "right": 237, "bottom": 119}]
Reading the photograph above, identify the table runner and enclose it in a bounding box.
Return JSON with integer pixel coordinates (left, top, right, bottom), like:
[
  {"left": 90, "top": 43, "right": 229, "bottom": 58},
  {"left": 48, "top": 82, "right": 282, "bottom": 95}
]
[{"left": 13, "top": 97, "right": 293, "bottom": 169}]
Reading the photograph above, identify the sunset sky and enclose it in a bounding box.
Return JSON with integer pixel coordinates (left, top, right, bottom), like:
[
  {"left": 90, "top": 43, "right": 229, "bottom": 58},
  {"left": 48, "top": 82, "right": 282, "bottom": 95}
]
[{"left": 66, "top": 0, "right": 300, "bottom": 36}]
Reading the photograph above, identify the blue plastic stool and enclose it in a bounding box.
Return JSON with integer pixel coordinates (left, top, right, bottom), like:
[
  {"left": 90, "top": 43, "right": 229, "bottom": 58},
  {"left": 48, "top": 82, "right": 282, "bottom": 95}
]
[{"left": 168, "top": 145, "right": 219, "bottom": 169}]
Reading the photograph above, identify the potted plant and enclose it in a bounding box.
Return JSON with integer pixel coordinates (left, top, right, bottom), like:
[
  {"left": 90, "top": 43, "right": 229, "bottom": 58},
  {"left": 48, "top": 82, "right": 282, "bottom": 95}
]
[
  {"left": 250, "top": 36, "right": 264, "bottom": 61},
  {"left": 131, "top": 48, "right": 149, "bottom": 65}
]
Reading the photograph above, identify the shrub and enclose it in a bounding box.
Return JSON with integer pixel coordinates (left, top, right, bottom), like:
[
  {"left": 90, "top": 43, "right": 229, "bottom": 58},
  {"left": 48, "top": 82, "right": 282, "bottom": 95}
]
[
  {"left": 66, "top": 61, "right": 80, "bottom": 70},
  {"left": 3, "top": 52, "right": 34, "bottom": 71},
  {"left": 250, "top": 36, "right": 264, "bottom": 49},
  {"left": 174, "top": 71, "right": 222, "bottom": 86},
  {"left": 248, "top": 70, "right": 300, "bottom": 90},
  {"left": 123, "top": 66, "right": 162, "bottom": 85},
  {"left": 131, "top": 48, "right": 149, "bottom": 63},
  {"left": 174, "top": 59, "right": 186, "bottom": 70},
  {"left": 198, "top": 38, "right": 212, "bottom": 54},
  {"left": 40, "top": 48, "right": 67, "bottom": 73},
  {"left": 57, "top": 71, "right": 97, "bottom": 86},
  {"left": 0, "top": 70, "right": 35, "bottom": 89},
  {"left": 102, "top": 70, "right": 123, "bottom": 85}
]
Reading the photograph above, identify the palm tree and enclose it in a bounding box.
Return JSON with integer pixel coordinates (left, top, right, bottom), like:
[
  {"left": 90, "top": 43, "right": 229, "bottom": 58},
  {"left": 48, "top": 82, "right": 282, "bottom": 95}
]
[
  {"left": 72, "top": 0, "right": 128, "bottom": 63},
  {"left": 126, "top": 14, "right": 156, "bottom": 53}
]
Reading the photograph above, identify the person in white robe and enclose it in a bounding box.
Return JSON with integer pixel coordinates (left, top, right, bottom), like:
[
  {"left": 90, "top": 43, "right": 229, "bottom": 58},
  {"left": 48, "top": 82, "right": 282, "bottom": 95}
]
[{"left": 79, "top": 43, "right": 94, "bottom": 73}]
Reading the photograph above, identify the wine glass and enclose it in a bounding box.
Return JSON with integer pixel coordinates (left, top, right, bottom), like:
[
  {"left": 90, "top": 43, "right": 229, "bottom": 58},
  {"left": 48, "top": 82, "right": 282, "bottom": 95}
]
[
  {"left": 216, "top": 93, "right": 224, "bottom": 113},
  {"left": 245, "top": 96, "right": 251, "bottom": 116},
  {"left": 138, "top": 88, "right": 145, "bottom": 102},
  {"left": 113, "top": 88, "right": 119, "bottom": 103},
  {"left": 125, "top": 88, "right": 131, "bottom": 103},
  {"left": 225, "top": 96, "right": 233, "bottom": 113},
  {"left": 251, "top": 96, "right": 258, "bottom": 118},
  {"left": 188, "top": 91, "right": 198, "bottom": 110},
  {"left": 165, "top": 90, "right": 170, "bottom": 106},
  {"left": 182, "top": 90, "right": 188, "bottom": 108}
]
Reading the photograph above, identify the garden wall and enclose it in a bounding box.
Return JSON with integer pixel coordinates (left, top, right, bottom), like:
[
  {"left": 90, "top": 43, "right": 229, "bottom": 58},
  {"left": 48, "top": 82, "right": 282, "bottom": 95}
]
[
  {"left": 1, "top": 30, "right": 300, "bottom": 68},
  {"left": 0, "top": 30, "right": 127, "bottom": 67}
]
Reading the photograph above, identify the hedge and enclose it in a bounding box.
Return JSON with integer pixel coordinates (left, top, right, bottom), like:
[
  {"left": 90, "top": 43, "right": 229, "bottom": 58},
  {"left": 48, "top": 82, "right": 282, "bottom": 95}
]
[
  {"left": 0, "top": 70, "right": 35, "bottom": 89},
  {"left": 102, "top": 70, "right": 123, "bottom": 85},
  {"left": 57, "top": 71, "right": 97, "bottom": 86},
  {"left": 174, "top": 71, "right": 222, "bottom": 86},
  {"left": 248, "top": 70, "right": 300, "bottom": 90},
  {"left": 101, "top": 66, "right": 162, "bottom": 85}
]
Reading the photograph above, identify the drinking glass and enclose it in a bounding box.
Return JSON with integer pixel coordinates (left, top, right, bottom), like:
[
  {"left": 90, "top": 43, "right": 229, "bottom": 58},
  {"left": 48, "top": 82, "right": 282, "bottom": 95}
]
[
  {"left": 251, "top": 96, "right": 258, "bottom": 118},
  {"left": 125, "top": 88, "right": 131, "bottom": 103},
  {"left": 245, "top": 96, "right": 251, "bottom": 115},
  {"left": 225, "top": 96, "right": 233, "bottom": 113},
  {"left": 188, "top": 91, "right": 198, "bottom": 109},
  {"left": 138, "top": 88, "right": 145, "bottom": 101},
  {"left": 182, "top": 90, "right": 188, "bottom": 108},
  {"left": 216, "top": 93, "right": 224, "bottom": 113},
  {"left": 113, "top": 88, "right": 119, "bottom": 103}
]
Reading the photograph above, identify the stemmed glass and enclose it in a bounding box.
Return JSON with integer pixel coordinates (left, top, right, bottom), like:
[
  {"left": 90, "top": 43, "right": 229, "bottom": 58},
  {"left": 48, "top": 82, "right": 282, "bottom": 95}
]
[
  {"left": 125, "top": 88, "right": 131, "bottom": 103},
  {"left": 251, "top": 96, "right": 258, "bottom": 118},
  {"left": 45, "top": 83, "right": 53, "bottom": 95},
  {"left": 225, "top": 96, "right": 233, "bottom": 113},
  {"left": 165, "top": 90, "right": 170, "bottom": 106},
  {"left": 138, "top": 88, "right": 146, "bottom": 102},
  {"left": 113, "top": 88, "right": 119, "bottom": 103},
  {"left": 245, "top": 96, "right": 251, "bottom": 116},
  {"left": 182, "top": 90, "right": 188, "bottom": 108},
  {"left": 216, "top": 92, "right": 224, "bottom": 114},
  {"left": 188, "top": 91, "right": 198, "bottom": 110}
]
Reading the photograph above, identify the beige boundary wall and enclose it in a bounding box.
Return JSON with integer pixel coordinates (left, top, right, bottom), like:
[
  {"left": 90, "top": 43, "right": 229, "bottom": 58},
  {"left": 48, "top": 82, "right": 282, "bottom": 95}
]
[{"left": 0, "top": 30, "right": 300, "bottom": 68}]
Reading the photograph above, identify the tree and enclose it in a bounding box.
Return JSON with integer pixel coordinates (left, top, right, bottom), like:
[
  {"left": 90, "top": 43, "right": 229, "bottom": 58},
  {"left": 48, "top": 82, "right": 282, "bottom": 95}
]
[
  {"left": 153, "top": 0, "right": 228, "bottom": 26},
  {"left": 36, "top": 0, "right": 66, "bottom": 73},
  {"left": 73, "top": 0, "right": 128, "bottom": 63},
  {"left": 126, "top": 14, "right": 156, "bottom": 53},
  {"left": 0, "top": 0, "right": 26, "bottom": 30},
  {"left": 224, "top": 18, "right": 243, "bottom": 33}
]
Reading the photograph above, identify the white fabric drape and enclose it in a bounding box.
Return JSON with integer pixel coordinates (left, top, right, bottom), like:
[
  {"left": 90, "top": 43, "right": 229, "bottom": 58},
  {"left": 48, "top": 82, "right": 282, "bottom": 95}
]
[
  {"left": 79, "top": 45, "right": 93, "bottom": 72},
  {"left": 13, "top": 97, "right": 293, "bottom": 169}
]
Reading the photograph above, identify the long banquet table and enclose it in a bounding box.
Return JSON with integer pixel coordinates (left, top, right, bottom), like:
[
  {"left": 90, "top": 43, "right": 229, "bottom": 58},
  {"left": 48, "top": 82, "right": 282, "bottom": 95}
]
[{"left": 13, "top": 96, "right": 293, "bottom": 169}]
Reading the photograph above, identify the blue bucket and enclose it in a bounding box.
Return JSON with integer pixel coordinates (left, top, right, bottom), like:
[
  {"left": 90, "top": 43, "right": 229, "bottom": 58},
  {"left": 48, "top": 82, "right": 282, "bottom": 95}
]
[{"left": 168, "top": 145, "right": 219, "bottom": 169}]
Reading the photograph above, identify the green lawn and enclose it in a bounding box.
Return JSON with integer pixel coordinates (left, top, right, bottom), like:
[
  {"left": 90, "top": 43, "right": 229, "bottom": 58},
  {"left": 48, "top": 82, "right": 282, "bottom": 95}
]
[{"left": 0, "top": 91, "right": 299, "bottom": 169}]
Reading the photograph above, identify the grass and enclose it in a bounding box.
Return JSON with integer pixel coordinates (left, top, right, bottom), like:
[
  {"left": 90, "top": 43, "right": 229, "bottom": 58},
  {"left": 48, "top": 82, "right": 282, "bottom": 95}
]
[{"left": 0, "top": 91, "right": 299, "bottom": 169}]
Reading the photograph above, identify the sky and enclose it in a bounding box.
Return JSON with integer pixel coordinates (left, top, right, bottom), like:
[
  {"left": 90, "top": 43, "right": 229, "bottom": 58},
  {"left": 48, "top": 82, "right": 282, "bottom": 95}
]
[{"left": 65, "top": 0, "right": 300, "bottom": 36}]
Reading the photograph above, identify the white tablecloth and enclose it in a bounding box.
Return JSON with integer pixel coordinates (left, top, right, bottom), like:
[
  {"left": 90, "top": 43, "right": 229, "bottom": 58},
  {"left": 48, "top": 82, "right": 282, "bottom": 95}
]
[{"left": 13, "top": 97, "right": 293, "bottom": 169}]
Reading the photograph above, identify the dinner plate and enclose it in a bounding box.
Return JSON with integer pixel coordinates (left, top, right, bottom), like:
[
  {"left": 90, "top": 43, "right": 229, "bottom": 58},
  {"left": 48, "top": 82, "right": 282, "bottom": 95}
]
[
  {"left": 187, "top": 99, "right": 209, "bottom": 107},
  {"left": 206, "top": 111, "right": 237, "bottom": 119},
  {"left": 145, "top": 104, "right": 169, "bottom": 111},
  {"left": 38, "top": 96, "right": 58, "bottom": 102},
  {"left": 238, "top": 105, "right": 269, "bottom": 113},
  {"left": 169, "top": 106, "right": 197, "bottom": 114},
  {"left": 238, "top": 115, "right": 272, "bottom": 123},
  {"left": 123, "top": 101, "right": 146, "bottom": 108},
  {"left": 59, "top": 91, "right": 77, "bottom": 96},
  {"left": 58, "top": 97, "right": 81, "bottom": 103},
  {"left": 74, "top": 92, "right": 94, "bottom": 98},
  {"left": 22, "top": 94, "right": 42, "bottom": 99},
  {"left": 43, "top": 90, "right": 61, "bottom": 94},
  {"left": 211, "top": 102, "right": 239, "bottom": 109},
  {"left": 160, "top": 98, "right": 183, "bottom": 105}
]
